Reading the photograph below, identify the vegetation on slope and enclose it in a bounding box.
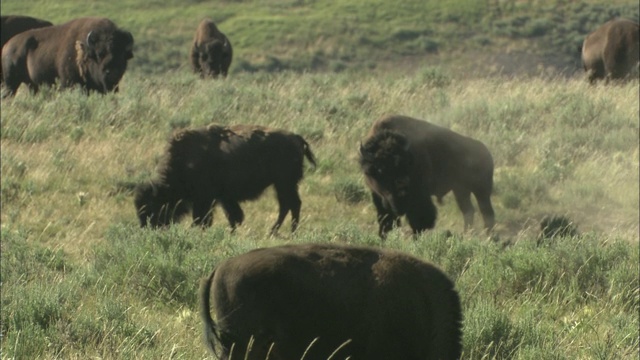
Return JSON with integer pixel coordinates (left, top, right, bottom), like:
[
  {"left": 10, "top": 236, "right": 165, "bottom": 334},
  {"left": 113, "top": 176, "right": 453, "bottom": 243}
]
[
  {"left": 1, "top": 0, "right": 638, "bottom": 359},
  {"left": 1, "top": 0, "right": 638, "bottom": 75}
]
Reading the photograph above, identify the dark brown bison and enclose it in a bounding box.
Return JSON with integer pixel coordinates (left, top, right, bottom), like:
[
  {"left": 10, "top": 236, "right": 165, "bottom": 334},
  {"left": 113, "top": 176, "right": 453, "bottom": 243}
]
[
  {"left": 191, "top": 18, "right": 232, "bottom": 78},
  {"left": 1, "top": 15, "right": 53, "bottom": 48},
  {"left": 2, "top": 17, "right": 133, "bottom": 97},
  {"left": 359, "top": 115, "right": 495, "bottom": 238},
  {"left": 581, "top": 18, "right": 639, "bottom": 83},
  {"left": 134, "top": 124, "right": 316, "bottom": 233},
  {"left": 1, "top": 15, "right": 53, "bottom": 82},
  {"left": 200, "top": 243, "right": 462, "bottom": 360}
]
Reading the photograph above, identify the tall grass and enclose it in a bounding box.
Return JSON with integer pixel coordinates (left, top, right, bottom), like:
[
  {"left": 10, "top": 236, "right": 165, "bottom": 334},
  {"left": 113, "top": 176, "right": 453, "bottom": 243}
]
[
  {"left": 1, "top": 0, "right": 639, "bottom": 358},
  {"left": 1, "top": 69, "right": 638, "bottom": 359}
]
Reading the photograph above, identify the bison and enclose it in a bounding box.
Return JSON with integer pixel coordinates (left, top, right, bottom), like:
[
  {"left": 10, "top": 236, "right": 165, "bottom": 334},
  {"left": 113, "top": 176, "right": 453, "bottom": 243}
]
[
  {"left": 191, "top": 18, "right": 232, "bottom": 78},
  {"left": 359, "top": 114, "right": 495, "bottom": 238},
  {"left": 2, "top": 17, "right": 133, "bottom": 97},
  {"left": 1, "top": 15, "right": 53, "bottom": 82},
  {"left": 581, "top": 18, "right": 639, "bottom": 83},
  {"left": 134, "top": 124, "right": 316, "bottom": 233},
  {"left": 200, "top": 243, "right": 463, "bottom": 360}
]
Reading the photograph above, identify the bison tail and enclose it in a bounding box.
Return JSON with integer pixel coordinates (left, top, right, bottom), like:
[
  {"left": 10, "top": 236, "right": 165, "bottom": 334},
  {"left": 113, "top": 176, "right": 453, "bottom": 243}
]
[
  {"left": 298, "top": 136, "right": 317, "bottom": 168},
  {"left": 200, "top": 268, "right": 221, "bottom": 357}
]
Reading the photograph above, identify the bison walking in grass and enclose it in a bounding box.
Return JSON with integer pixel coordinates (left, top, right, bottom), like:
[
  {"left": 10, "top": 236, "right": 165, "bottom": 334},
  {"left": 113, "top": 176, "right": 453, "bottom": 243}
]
[
  {"left": 191, "top": 18, "right": 232, "bottom": 78},
  {"left": 581, "top": 18, "right": 639, "bottom": 83},
  {"left": 200, "top": 243, "right": 462, "bottom": 360},
  {"left": 1, "top": 17, "right": 133, "bottom": 97},
  {"left": 359, "top": 114, "right": 495, "bottom": 238},
  {"left": 134, "top": 124, "right": 316, "bottom": 233}
]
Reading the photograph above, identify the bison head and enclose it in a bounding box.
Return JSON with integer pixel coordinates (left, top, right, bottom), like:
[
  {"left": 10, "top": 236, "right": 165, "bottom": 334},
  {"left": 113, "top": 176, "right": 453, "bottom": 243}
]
[
  {"left": 359, "top": 131, "right": 413, "bottom": 214},
  {"left": 197, "top": 39, "right": 231, "bottom": 78},
  {"left": 133, "top": 182, "right": 189, "bottom": 228},
  {"left": 75, "top": 29, "right": 134, "bottom": 93}
]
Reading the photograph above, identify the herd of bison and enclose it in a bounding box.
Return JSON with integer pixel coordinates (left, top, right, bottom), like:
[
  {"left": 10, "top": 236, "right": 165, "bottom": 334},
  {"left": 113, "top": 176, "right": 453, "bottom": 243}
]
[{"left": 2, "top": 14, "right": 638, "bottom": 360}]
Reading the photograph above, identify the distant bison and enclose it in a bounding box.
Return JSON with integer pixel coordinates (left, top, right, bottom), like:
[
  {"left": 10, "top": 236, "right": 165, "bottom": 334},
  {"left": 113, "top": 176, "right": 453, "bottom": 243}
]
[
  {"left": 200, "top": 243, "right": 462, "bottom": 360},
  {"left": 581, "top": 18, "right": 639, "bottom": 83},
  {"left": 359, "top": 115, "right": 495, "bottom": 238},
  {"left": 191, "top": 18, "right": 232, "bottom": 78},
  {"left": 1, "top": 15, "right": 53, "bottom": 82},
  {"left": 134, "top": 124, "right": 316, "bottom": 233},
  {"left": 2, "top": 17, "right": 133, "bottom": 96}
]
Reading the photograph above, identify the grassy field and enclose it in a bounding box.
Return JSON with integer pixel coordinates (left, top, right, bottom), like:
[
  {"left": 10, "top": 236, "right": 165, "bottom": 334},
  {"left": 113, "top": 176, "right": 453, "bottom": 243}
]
[{"left": 1, "top": 0, "right": 639, "bottom": 359}]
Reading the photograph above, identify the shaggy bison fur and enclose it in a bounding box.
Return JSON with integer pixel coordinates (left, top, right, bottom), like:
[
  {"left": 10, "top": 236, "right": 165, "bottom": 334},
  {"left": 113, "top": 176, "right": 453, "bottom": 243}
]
[
  {"left": 2, "top": 17, "right": 133, "bottom": 96},
  {"left": 134, "top": 124, "right": 316, "bottom": 233},
  {"left": 581, "top": 18, "right": 639, "bottom": 83},
  {"left": 359, "top": 114, "right": 495, "bottom": 238},
  {"left": 200, "top": 243, "right": 463, "bottom": 360},
  {"left": 191, "top": 18, "right": 232, "bottom": 78},
  {"left": 1, "top": 15, "right": 53, "bottom": 81}
]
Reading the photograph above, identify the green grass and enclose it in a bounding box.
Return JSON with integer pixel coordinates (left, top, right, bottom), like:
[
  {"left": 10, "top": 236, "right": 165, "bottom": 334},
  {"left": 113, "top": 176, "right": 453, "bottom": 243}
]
[
  {"left": 2, "top": 69, "right": 638, "bottom": 359},
  {"left": 2, "top": 0, "right": 638, "bottom": 74},
  {"left": 1, "top": 0, "right": 639, "bottom": 359}
]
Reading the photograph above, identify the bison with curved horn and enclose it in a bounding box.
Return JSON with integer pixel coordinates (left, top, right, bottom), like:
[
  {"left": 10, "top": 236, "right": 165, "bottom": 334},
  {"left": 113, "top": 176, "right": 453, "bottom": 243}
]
[
  {"left": 134, "top": 124, "right": 316, "bottom": 233},
  {"left": 359, "top": 114, "right": 495, "bottom": 238},
  {"left": 191, "top": 18, "right": 232, "bottom": 78},
  {"left": 581, "top": 18, "right": 639, "bottom": 83},
  {"left": 2, "top": 17, "right": 133, "bottom": 97},
  {"left": 200, "top": 243, "right": 463, "bottom": 360}
]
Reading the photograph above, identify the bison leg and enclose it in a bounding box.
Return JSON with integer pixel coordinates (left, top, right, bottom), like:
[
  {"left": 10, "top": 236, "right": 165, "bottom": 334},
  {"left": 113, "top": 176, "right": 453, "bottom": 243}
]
[
  {"left": 453, "top": 189, "right": 475, "bottom": 231},
  {"left": 192, "top": 199, "right": 215, "bottom": 227},
  {"left": 273, "top": 184, "right": 302, "bottom": 233},
  {"left": 474, "top": 190, "right": 495, "bottom": 232},
  {"left": 221, "top": 200, "right": 244, "bottom": 232},
  {"left": 371, "top": 192, "right": 399, "bottom": 238}
]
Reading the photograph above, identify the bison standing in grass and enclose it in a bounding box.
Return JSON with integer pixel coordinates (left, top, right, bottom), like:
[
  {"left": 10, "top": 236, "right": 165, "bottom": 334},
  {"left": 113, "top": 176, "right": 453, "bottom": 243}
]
[
  {"left": 2, "top": 17, "right": 133, "bottom": 97},
  {"left": 359, "top": 114, "right": 495, "bottom": 238},
  {"left": 581, "top": 18, "right": 639, "bottom": 83},
  {"left": 1, "top": 15, "right": 53, "bottom": 48},
  {"left": 134, "top": 124, "right": 316, "bottom": 233},
  {"left": 1, "top": 15, "right": 53, "bottom": 81},
  {"left": 191, "top": 18, "right": 232, "bottom": 78},
  {"left": 200, "top": 243, "right": 463, "bottom": 360}
]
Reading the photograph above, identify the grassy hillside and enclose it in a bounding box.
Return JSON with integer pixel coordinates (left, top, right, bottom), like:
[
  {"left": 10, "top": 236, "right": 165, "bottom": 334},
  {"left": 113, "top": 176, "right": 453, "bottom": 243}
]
[
  {"left": 1, "top": 0, "right": 638, "bottom": 75},
  {"left": 1, "top": 1, "right": 639, "bottom": 359},
  {"left": 2, "top": 70, "right": 639, "bottom": 358}
]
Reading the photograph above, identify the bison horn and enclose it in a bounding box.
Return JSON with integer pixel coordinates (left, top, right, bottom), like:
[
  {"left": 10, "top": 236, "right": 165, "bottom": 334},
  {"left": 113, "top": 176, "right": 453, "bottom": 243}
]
[{"left": 86, "top": 31, "right": 97, "bottom": 46}]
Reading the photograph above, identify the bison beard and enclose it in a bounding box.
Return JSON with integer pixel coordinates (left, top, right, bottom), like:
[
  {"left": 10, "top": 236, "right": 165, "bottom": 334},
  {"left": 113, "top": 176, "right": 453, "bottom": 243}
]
[
  {"left": 134, "top": 124, "right": 316, "bottom": 233},
  {"left": 200, "top": 243, "right": 463, "bottom": 360}
]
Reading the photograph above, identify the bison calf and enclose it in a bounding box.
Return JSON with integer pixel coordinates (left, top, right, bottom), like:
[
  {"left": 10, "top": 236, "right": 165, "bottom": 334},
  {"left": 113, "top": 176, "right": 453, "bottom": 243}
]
[
  {"left": 191, "top": 18, "right": 232, "bottom": 78},
  {"left": 359, "top": 114, "right": 495, "bottom": 238},
  {"left": 581, "top": 18, "right": 639, "bottom": 83},
  {"left": 134, "top": 124, "right": 316, "bottom": 233},
  {"left": 200, "top": 243, "right": 463, "bottom": 360},
  {"left": 2, "top": 17, "right": 133, "bottom": 97}
]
